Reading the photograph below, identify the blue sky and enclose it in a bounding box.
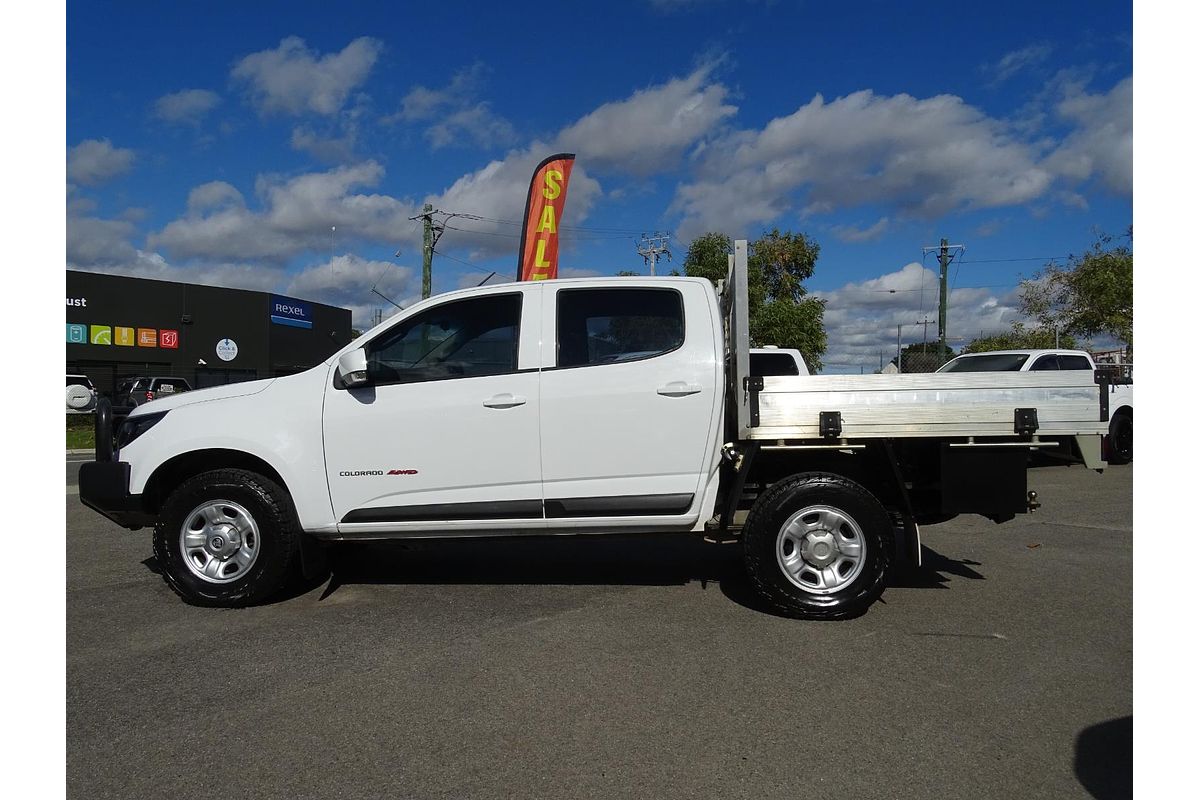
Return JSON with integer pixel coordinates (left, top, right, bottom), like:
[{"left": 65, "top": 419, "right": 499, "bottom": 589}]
[{"left": 65, "top": 0, "right": 1132, "bottom": 371}]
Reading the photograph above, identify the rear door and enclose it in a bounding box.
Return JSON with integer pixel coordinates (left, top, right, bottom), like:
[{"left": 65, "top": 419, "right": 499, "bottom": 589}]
[
  {"left": 323, "top": 286, "right": 544, "bottom": 533},
  {"left": 537, "top": 282, "right": 720, "bottom": 526}
]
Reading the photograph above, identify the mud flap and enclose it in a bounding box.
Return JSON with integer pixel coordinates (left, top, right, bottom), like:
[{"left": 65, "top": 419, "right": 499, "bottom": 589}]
[{"left": 299, "top": 533, "right": 330, "bottom": 580}]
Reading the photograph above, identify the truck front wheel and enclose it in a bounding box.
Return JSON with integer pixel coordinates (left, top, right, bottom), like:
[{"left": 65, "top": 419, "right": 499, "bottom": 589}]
[
  {"left": 743, "top": 472, "right": 892, "bottom": 620},
  {"left": 152, "top": 469, "right": 302, "bottom": 607}
]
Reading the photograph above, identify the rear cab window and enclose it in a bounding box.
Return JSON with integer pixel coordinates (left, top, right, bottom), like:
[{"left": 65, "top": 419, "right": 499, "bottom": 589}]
[{"left": 750, "top": 353, "right": 800, "bottom": 377}]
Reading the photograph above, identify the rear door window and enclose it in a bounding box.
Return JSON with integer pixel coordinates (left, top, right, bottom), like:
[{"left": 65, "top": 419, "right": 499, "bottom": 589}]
[
  {"left": 1058, "top": 355, "right": 1093, "bottom": 370},
  {"left": 556, "top": 288, "right": 684, "bottom": 368},
  {"left": 155, "top": 379, "right": 191, "bottom": 394}
]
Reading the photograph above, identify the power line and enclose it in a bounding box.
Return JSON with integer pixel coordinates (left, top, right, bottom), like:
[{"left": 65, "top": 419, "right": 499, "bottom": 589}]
[
  {"left": 431, "top": 247, "right": 516, "bottom": 281},
  {"left": 956, "top": 256, "right": 1069, "bottom": 264}
]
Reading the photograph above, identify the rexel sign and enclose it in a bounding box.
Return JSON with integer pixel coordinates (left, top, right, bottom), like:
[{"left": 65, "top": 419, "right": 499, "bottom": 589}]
[{"left": 270, "top": 295, "right": 312, "bottom": 329}]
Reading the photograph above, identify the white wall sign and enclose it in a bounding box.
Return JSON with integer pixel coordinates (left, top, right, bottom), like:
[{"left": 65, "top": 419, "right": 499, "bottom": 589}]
[{"left": 215, "top": 338, "right": 239, "bottom": 362}]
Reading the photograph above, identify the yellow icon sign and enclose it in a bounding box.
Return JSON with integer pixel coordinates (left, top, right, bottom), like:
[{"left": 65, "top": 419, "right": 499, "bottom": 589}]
[
  {"left": 90, "top": 325, "right": 112, "bottom": 345},
  {"left": 114, "top": 327, "right": 135, "bottom": 346}
]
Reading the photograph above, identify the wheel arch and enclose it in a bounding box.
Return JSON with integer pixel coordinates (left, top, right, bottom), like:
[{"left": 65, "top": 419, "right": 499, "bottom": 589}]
[{"left": 142, "top": 449, "right": 289, "bottom": 515}]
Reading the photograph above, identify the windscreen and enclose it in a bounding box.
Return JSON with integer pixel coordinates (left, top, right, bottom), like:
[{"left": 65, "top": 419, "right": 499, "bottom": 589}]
[{"left": 938, "top": 354, "right": 1031, "bottom": 372}]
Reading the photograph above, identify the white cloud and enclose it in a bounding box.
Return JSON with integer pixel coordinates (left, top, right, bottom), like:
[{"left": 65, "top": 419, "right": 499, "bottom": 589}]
[
  {"left": 417, "top": 66, "right": 733, "bottom": 255},
  {"left": 1045, "top": 77, "right": 1132, "bottom": 195},
  {"left": 67, "top": 138, "right": 135, "bottom": 186},
  {"left": 149, "top": 161, "right": 420, "bottom": 262},
  {"left": 813, "top": 263, "right": 1024, "bottom": 372},
  {"left": 67, "top": 214, "right": 140, "bottom": 266},
  {"left": 232, "top": 36, "right": 382, "bottom": 116},
  {"left": 397, "top": 64, "right": 486, "bottom": 121},
  {"left": 154, "top": 89, "right": 220, "bottom": 124},
  {"left": 983, "top": 43, "right": 1052, "bottom": 85},
  {"left": 186, "top": 181, "right": 246, "bottom": 213},
  {"left": 425, "top": 103, "right": 516, "bottom": 150},
  {"left": 392, "top": 64, "right": 516, "bottom": 150},
  {"left": 428, "top": 147, "right": 603, "bottom": 257},
  {"left": 672, "top": 89, "right": 1052, "bottom": 240},
  {"left": 554, "top": 64, "right": 736, "bottom": 175},
  {"left": 290, "top": 125, "right": 358, "bottom": 162},
  {"left": 832, "top": 217, "right": 889, "bottom": 243},
  {"left": 287, "top": 253, "right": 416, "bottom": 328}
]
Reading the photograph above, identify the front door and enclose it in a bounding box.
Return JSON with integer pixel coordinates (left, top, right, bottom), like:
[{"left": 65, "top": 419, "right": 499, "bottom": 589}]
[{"left": 323, "top": 287, "right": 544, "bottom": 532}]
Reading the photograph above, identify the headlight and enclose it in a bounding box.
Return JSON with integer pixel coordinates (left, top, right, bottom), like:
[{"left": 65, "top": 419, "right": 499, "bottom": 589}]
[{"left": 116, "top": 411, "right": 168, "bottom": 452}]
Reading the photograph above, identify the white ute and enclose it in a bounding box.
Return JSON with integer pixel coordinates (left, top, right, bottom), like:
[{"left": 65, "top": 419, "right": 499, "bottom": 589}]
[
  {"left": 81, "top": 241, "right": 1112, "bottom": 618},
  {"left": 938, "top": 349, "right": 1132, "bottom": 464}
]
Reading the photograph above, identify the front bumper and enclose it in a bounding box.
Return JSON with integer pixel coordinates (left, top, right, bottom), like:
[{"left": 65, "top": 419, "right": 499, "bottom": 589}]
[
  {"left": 78, "top": 398, "right": 153, "bottom": 529},
  {"left": 78, "top": 461, "right": 155, "bottom": 529}
]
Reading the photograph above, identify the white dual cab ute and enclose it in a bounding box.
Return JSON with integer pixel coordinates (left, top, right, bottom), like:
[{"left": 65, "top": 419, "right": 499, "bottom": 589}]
[{"left": 81, "top": 241, "right": 1111, "bottom": 619}]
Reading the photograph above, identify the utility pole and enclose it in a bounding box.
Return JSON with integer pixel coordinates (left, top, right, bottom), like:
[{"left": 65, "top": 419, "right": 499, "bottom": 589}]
[
  {"left": 409, "top": 204, "right": 446, "bottom": 300},
  {"left": 916, "top": 316, "right": 933, "bottom": 351},
  {"left": 636, "top": 232, "right": 672, "bottom": 276},
  {"left": 922, "top": 238, "right": 965, "bottom": 352},
  {"left": 897, "top": 324, "right": 903, "bottom": 373}
]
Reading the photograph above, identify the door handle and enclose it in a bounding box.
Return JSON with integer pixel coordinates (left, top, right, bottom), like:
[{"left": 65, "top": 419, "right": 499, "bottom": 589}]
[
  {"left": 483, "top": 393, "right": 527, "bottom": 409},
  {"left": 657, "top": 382, "right": 702, "bottom": 397}
]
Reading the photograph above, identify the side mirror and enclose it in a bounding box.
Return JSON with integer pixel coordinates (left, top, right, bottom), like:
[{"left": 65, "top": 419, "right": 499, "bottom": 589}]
[{"left": 337, "top": 349, "right": 369, "bottom": 388}]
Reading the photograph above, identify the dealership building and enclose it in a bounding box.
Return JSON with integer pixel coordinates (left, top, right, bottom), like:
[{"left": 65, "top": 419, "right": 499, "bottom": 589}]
[{"left": 66, "top": 270, "right": 353, "bottom": 398}]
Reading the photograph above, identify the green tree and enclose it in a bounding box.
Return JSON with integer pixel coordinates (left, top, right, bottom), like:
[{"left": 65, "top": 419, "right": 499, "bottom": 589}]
[
  {"left": 1020, "top": 229, "right": 1132, "bottom": 354},
  {"left": 961, "top": 322, "right": 1076, "bottom": 354},
  {"left": 683, "top": 230, "right": 828, "bottom": 371}
]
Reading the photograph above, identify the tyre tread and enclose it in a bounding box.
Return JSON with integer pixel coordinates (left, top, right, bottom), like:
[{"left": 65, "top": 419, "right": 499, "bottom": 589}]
[
  {"left": 742, "top": 471, "right": 892, "bottom": 621},
  {"left": 153, "top": 468, "right": 301, "bottom": 607}
]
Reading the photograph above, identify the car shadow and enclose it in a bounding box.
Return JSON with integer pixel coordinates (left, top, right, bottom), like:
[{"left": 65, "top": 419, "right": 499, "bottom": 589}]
[
  {"left": 1075, "top": 716, "right": 1132, "bottom": 799},
  {"left": 141, "top": 535, "right": 988, "bottom": 614}
]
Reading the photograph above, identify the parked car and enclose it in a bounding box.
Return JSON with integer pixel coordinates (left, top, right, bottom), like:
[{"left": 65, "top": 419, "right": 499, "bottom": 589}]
[
  {"left": 116, "top": 377, "right": 193, "bottom": 407},
  {"left": 937, "top": 349, "right": 1132, "bottom": 463},
  {"left": 66, "top": 374, "right": 97, "bottom": 413}
]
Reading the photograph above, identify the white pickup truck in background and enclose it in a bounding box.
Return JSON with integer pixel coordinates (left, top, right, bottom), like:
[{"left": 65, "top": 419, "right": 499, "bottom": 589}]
[
  {"left": 938, "top": 349, "right": 1132, "bottom": 464},
  {"left": 80, "top": 242, "right": 1111, "bottom": 619},
  {"left": 750, "top": 347, "right": 810, "bottom": 377}
]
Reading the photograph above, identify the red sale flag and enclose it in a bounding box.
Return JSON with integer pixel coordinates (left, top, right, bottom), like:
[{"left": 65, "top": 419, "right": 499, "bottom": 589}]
[{"left": 517, "top": 153, "right": 575, "bottom": 281}]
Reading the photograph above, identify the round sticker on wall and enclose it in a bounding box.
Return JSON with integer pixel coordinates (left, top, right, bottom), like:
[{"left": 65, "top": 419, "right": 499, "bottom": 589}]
[{"left": 215, "top": 338, "right": 239, "bottom": 362}]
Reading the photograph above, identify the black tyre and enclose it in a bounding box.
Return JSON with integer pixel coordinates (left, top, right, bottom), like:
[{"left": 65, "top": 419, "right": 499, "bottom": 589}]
[
  {"left": 1108, "top": 412, "right": 1132, "bottom": 465},
  {"left": 153, "top": 468, "right": 302, "bottom": 607},
  {"left": 743, "top": 472, "right": 893, "bottom": 620}
]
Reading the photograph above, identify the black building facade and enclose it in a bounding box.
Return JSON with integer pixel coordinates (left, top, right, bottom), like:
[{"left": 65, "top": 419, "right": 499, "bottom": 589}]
[{"left": 66, "top": 271, "right": 353, "bottom": 398}]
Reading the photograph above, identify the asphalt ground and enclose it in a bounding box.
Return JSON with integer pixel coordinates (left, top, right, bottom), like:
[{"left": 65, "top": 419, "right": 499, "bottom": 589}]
[{"left": 66, "top": 457, "right": 1132, "bottom": 800}]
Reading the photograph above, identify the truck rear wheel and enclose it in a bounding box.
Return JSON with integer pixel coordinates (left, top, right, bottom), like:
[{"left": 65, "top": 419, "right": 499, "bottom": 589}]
[
  {"left": 742, "top": 472, "right": 892, "bottom": 620},
  {"left": 1108, "top": 412, "right": 1132, "bottom": 464},
  {"left": 152, "top": 469, "right": 302, "bottom": 607}
]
